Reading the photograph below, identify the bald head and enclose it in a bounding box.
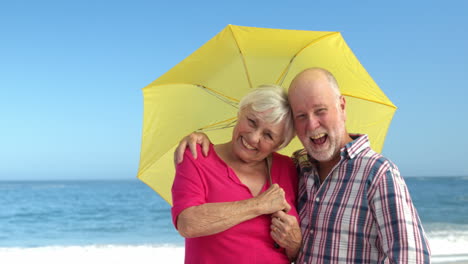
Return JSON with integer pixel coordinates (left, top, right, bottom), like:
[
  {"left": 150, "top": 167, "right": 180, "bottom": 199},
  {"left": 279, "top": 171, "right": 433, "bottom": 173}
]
[{"left": 289, "top": 68, "right": 341, "bottom": 100}]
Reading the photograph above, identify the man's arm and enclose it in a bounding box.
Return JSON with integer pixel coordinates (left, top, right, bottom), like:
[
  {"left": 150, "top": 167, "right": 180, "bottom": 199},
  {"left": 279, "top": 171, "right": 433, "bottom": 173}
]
[
  {"left": 174, "top": 132, "right": 211, "bottom": 165},
  {"left": 370, "top": 165, "right": 431, "bottom": 263}
]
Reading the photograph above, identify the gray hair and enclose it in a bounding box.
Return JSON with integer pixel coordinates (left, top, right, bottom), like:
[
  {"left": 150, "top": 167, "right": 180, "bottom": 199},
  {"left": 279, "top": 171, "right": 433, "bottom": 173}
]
[
  {"left": 325, "top": 70, "right": 341, "bottom": 98},
  {"left": 238, "top": 84, "right": 295, "bottom": 150}
]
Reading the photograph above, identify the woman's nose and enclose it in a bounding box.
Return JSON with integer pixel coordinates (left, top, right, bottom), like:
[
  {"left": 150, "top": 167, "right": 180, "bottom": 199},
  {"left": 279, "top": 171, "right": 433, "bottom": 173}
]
[{"left": 246, "top": 130, "right": 261, "bottom": 144}]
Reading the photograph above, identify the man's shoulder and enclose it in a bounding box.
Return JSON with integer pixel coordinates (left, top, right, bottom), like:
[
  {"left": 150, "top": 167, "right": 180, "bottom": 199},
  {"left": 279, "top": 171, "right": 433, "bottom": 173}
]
[
  {"left": 292, "top": 148, "right": 308, "bottom": 159},
  {"left": 348, "top": 134, "right": 397, "bottom": 169},
  {"left": 353, "top": 149, "right": 400, "bottom": 183},
  {"left": 291, "top": 149, "right": 309, "bottom": 163},
  {"left": 357, "top": 148, "right": 397, "bottom": 168},
  {"left": 291, "top": 148, "right": 313, "bottom": 169}
]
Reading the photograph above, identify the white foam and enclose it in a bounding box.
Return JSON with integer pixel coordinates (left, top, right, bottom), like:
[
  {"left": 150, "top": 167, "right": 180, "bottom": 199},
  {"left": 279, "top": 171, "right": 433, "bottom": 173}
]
[
  {"left": 0, "top": 245, "right": 185, "bottom": 264},
  {"left": 427, "top": 230, "right": 468, "bottom": 263},
  {"left": 1, "top": 234, "right": 467, "bottom": 264}
]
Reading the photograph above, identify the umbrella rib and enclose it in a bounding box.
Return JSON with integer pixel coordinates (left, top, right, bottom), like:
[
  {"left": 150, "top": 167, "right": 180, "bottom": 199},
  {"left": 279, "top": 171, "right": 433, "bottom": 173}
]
[
  {"left": 197, "top": 84, "right": 239, "bottom": 108},
  {"left": 197, "top": 117, "right": 237, "bottom": 131},
  {"left": 342, "top": 93, "right": 398, "bottom": 109},
  {"left": 229, "top": 25, "right": 253, "bottom": 89},
  {"left": 276, "top": 32, "right": 340, "bottom": 86}
]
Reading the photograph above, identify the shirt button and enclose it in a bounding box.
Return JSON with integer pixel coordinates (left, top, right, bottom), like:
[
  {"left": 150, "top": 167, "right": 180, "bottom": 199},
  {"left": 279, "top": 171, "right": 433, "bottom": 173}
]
[{"left": 315, "top": 197, "right": 320, "bottom": 202}]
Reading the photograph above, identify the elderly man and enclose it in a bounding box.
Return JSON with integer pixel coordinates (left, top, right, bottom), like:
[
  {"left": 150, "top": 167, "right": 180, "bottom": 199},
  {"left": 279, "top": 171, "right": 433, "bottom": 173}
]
[
  {"left": 175, "top": 68, "right": 431, "bottom": 263},
  {"left": 288, "top": 68, "right": 430, "bottom": 263}
]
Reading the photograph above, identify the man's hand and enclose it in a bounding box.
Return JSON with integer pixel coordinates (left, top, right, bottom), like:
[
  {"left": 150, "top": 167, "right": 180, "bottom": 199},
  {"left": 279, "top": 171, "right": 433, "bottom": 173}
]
[
  {"left": 174, "top": 132, "right": 211, "bottom": 165},
  {"left": 270, "top": 210, "right": 302, "bottom": 261}
]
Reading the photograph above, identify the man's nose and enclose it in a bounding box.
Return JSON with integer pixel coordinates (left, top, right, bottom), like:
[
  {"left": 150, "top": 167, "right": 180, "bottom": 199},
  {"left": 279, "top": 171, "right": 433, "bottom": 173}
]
[{"left": 306, "top": 116, "right": 320, "bottom": 131}]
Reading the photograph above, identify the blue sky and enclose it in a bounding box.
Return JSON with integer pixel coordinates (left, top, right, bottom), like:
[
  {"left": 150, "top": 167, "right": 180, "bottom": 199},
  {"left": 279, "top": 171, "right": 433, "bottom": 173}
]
[{"left": 1, "top": 0, "right": 467, "bottom": 180}]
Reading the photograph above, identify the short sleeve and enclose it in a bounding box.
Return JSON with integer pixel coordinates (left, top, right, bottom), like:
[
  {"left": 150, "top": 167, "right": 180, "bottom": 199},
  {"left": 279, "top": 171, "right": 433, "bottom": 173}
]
[{"left": 171, "top": 147, "right": 207, "bottom": 229}]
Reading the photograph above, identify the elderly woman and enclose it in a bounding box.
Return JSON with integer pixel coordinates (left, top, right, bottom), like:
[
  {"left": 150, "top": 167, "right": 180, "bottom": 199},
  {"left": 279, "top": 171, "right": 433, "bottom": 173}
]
[{"left": 171, "top": 85, "right": 301, "bottom": 263}]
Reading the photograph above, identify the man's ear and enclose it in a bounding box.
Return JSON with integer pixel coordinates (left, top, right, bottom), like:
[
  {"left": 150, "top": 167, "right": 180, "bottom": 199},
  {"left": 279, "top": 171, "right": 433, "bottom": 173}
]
[
  {"left": 339, "top": 95, "right": 346, "bottom": 111},
  {"left": 339, "top": 95, "right": 347, "bottom": 121}
]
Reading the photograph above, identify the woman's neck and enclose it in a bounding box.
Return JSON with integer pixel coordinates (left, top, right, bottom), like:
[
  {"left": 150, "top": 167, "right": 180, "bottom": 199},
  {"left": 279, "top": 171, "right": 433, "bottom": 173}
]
[{"left": 214, "top": 142, "right": 265, "bottom": 169}]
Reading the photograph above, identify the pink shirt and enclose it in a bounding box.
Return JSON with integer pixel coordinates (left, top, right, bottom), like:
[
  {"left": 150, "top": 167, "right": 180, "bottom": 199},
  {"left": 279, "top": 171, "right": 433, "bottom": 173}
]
[{"left": 172, "top": 144, "right": 298, "bottom": 264}]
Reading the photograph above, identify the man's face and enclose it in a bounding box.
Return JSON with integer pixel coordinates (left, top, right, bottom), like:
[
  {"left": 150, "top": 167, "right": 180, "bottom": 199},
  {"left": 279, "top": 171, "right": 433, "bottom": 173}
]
[{"left": 288, "top": 74, "right": 346, "bottom": 162}]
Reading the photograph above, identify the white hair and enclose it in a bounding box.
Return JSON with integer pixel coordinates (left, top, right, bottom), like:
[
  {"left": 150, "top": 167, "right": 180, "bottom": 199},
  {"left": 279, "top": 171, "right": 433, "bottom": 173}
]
[{"left": 238, "top": 84, "right": 295, "bottom": 150}]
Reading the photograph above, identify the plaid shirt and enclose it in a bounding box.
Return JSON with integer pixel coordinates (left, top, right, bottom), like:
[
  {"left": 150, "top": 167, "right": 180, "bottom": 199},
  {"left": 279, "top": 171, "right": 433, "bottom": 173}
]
[{"left": 293, "top": 134, "right": 431, "bottom": 263}]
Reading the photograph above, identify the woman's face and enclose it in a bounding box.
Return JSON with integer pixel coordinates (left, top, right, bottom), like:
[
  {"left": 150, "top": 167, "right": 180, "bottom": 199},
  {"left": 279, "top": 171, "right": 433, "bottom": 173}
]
[{"left": 231, "top": 107, "right": 286, "bottom": 163}]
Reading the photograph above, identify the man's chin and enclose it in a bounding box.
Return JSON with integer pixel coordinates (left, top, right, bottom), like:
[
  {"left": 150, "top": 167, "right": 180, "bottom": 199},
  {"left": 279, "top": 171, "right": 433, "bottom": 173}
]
[{"left": 308, "top": 148, "right": 335, "bottom": 162}]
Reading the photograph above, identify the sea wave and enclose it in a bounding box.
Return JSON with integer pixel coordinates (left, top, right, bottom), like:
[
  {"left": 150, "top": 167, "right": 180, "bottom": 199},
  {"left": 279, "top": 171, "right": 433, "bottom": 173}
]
[
  {"left": 427, "top": 229, "right": 468, "bottom": 263},
  {"left": 432, "top": 254, "right": 468, "bottom": 263},
  {"left": 426, "top": 223, "right": 468, "bottom": 233}
]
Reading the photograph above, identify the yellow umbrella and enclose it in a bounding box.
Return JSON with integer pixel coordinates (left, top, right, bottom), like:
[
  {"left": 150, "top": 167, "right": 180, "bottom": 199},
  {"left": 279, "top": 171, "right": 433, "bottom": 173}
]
[{"left": 138, "top": 25, "right": 397, "bottom": 205}]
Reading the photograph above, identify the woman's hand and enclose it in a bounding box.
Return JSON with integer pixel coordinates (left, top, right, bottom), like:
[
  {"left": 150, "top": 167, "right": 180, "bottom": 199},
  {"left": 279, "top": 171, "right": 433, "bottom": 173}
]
[
  {"left": 255, "top": 184, "right": 291, "bottom": 215},
  {"left": 174, "top": 132, "right": 211, "bottom": 165},
  {"left": 270, "top": 210, "right": 302, "bottom": 261}
]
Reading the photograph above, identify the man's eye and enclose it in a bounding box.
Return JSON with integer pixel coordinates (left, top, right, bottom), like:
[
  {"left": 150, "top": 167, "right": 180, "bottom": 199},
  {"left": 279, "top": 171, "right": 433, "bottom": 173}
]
[
  {"left": 316, "top": 108, "right": 327, "bottom": 115},
  {"left": 295, "top": 114, "right": 306, "bottom": 120}
]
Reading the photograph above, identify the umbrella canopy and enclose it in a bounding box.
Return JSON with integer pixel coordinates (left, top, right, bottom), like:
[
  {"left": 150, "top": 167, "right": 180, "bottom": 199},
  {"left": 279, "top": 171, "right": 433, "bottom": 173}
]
[{"left": 138, "top": 25, "right": 397, "bottom": 205}]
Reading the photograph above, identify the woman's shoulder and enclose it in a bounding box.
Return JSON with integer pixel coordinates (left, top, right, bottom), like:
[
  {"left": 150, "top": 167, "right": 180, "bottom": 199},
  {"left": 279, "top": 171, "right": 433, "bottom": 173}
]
[
  {"left": 181, "top": 143, "right": 217, "bottom": 164},
  {"left": 272, "top": 151, "right": 294, "bottom": 165},
  {"left": 271, "top": 152, "right": 296, "bottom": 175}
]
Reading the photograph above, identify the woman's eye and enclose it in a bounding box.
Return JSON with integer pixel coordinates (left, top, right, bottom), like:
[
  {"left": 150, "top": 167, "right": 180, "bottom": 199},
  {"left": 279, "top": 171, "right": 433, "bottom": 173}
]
[
  {"left": 264, "top": 133, "right": 273, "bottom": 140},
  {"left": 248, "top": 118, "right": 256, "bottom": 126}
]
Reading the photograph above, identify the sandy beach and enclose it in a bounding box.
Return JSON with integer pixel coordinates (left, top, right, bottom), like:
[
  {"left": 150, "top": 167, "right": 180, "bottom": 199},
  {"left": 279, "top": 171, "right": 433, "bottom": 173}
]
[{"left": 0, "top": 246, "right": 185, "bottom": 264}]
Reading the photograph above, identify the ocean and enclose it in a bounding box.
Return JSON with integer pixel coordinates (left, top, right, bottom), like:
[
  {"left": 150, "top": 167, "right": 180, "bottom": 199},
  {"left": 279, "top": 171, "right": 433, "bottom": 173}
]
[{"left": 0, "top": 177, "right": 467, "bottom": 263}]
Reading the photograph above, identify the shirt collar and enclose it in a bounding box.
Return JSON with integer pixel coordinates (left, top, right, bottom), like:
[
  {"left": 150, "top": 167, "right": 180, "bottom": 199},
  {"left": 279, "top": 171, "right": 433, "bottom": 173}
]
[{"left": 340, "top": 134, "right": 370, "bottom": 160}]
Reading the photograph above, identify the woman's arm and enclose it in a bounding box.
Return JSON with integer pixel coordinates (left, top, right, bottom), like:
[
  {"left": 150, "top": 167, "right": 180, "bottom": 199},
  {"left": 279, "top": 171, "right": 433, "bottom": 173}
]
[{"left": 177, "top": 184, "right": 291, "bottom": 238}]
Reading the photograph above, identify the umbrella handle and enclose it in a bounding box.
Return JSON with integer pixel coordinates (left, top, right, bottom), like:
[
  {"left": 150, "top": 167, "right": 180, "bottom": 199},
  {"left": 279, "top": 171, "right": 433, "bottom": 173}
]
[
  {"left": 265, "top": 155, "right": 281, "bottom": 249},
  {"left": 265, "top": 155, "right": 272, "bottom": 186}
]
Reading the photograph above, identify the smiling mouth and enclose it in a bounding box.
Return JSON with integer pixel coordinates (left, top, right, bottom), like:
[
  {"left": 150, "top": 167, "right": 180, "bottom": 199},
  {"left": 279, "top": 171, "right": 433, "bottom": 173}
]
[
  {"left": 310, "top": 133, "right": 327, "bottom": 145},
  {"left": 241, "top": 137, "right": 256, "bottom": 150}
]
